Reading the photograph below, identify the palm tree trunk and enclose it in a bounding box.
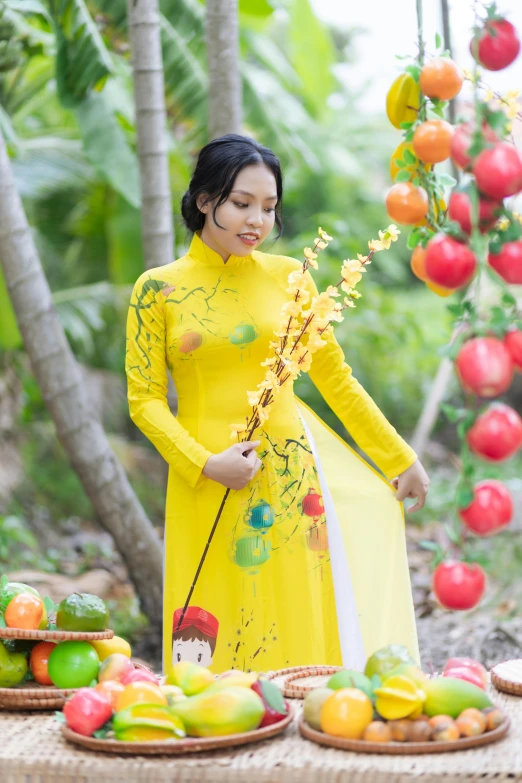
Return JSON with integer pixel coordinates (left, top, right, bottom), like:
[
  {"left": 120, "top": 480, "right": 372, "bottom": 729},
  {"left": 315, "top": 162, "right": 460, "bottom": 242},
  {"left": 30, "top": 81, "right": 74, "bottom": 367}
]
[
  {"left": 0, "top": 131, "right": 163, "bottom": 627},
  {"left": 127, "top": 0, "right": 173, "bottom": 269},
  {"left": 206, "top": 0, "right": 242, "bottom": 139}
]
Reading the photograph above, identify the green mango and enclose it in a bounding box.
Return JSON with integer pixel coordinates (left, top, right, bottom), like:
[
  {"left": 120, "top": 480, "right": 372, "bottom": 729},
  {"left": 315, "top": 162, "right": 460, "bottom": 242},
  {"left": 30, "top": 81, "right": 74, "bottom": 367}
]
[
  {"left": 327, "top": 669, "right": 373, "bottom": 697},
  {"left": 113, "top": 704, "right": 186, "bottom": 741},
  {"left": 423, "top": 677, "right": 492, "bottom": 718},
  {"left": 170, "top": 685, "right": 264, "bottom": 737},
  {"left": 364, "top": 645, "right": 416, "bottom": 679},
  {"left": 0, "top": 640, "right": 28, "bottom": 687}
]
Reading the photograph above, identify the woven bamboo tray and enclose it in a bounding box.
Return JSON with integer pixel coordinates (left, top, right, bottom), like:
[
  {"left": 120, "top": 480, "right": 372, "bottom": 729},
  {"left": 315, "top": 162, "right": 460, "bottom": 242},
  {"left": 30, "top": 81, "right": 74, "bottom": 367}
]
[
  {"left": 266, "top": 666, "right": 341, "bottom": 698},
  {"left": 491, "top": 660, "right": 522, "bottom": 696},
  {"left": 61, "top": 707, "right": 293, "bottom": 755},
  {"left": 0, "top": 627, "right": 114, "bottom": 641},
  {"left": 0, "top": 659, "right": 156, "bottom": 710},
  {"left": 299, "top": 714, "right": 510, "bottom": 755}
]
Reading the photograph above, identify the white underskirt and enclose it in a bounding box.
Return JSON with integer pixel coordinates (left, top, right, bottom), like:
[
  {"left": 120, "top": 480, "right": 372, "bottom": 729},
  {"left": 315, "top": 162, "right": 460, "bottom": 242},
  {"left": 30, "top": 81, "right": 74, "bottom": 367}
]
[{"left": 299, "top": 411, "right": 366, "bottom": 670}]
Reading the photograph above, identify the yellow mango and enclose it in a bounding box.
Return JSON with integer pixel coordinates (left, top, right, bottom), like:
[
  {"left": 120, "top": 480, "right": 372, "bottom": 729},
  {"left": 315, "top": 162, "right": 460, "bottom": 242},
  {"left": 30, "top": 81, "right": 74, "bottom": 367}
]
[
  {"left": 166, "top": 661, "right": 214, "bottom": 696},
  {"left": 170, "top": 685, "right": 264, "bottom": 737}
]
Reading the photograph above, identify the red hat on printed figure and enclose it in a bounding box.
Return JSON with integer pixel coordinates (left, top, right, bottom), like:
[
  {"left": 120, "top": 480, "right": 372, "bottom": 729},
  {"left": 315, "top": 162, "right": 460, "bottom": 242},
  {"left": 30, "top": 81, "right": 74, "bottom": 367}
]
[{"left": 173, "top": 606, "right": 219, "bottom": 638}]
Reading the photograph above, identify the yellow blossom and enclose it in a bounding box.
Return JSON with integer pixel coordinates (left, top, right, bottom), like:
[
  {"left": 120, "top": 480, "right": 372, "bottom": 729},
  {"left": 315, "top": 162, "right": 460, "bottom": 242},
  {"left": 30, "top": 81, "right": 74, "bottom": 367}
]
[
  {"left": 484, "top": 87, "right": 495, "bottom": 102},
  {"left": 311, "top": 292, "right": 339, "bottom": 319},
  {"left": 384, "top": 224, "right": 400, "bottom": 241},
  {"left": 368, "top": 239, "right": 384, "bottom": 252},
  {"left": 315, "top": 239, "right": 327, "bottom": 250},
  {"left": 326, "top": 285, "right": 340, "bottom": 297},
  {"left": 497, "top": 215, "right": 510, "bottom": 231},
  {"left": 260, "top": 355, "right": 277, "bottom": 367},
  {"left": 304, "top": 247, "right": 318, "bottom": 261},
  {"left": 357, "top": 253, "right": 369, "bottom": 263},
  {"left": 377, "top": 230, "right": 393, "bottom": 250},
  {"left": 341, "top": 259, "right": 365, "bottom": 288},
  {"left": 307, "top": 256, "right": 319, "bottom": 269},
  {"left": 318, "top": 227, "right": 333, "bottom": 242},
  {"left": 256, "top": 405, "right": 270, "bottom": 425},
  {"left": 288, "top": 269, "right": 306, "bottom": 286},
  {"left": 258, "top": 370, "right": 280, "bottom": 393},
  {"left": 344, "top": 298, "right": 356, "bottom": 308},
  {"left": 230, "top": 422, "right": 248, "bottom": 440},
  {"left": 350, "top": 289, "right": 362, "bottom": 299},
  {"left": 281, "top": 300, "right": 303, "bottom": 319},
  {"left": 247, "top": 389, "right": 263, "bottom": 407}
]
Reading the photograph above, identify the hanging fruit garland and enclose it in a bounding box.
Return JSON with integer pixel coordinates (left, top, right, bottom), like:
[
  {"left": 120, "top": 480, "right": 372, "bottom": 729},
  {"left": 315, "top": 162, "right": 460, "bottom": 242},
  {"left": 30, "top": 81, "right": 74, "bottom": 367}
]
[{"left": 385, "top": 0, "right": 522, "bottom": 613}]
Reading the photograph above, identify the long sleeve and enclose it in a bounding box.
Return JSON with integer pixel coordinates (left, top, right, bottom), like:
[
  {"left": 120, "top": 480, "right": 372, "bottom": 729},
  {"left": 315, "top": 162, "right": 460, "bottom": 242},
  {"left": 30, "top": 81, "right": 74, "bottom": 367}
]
[
  {"left": 304, "top": 270, "right": 417, "bottom": 480},
  {"left": 125, "top": 271, "right": 212, "bottom": 488}
]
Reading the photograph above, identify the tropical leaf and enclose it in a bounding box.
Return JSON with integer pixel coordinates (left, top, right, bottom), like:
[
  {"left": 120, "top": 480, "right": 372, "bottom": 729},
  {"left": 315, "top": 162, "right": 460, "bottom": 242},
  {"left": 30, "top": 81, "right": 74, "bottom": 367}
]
[
  {"left": 53, "top": 281, "right": 114, "bottom": 353},
  {"left": 11, "top": 137, "right": 94, "bottom": 199},
  {"left": 242, "top": 31, "right": 302, "bottom": 92},
  {"left": 160, "top": 13, "right": 207, "bottom": 124},
  {"left": 240, "top": 0, "right": 274, "bottom": 17},
  {"left": 0, "top": 103, "right": 18, "bottom": 147},
  {"left": 288, "top": 0, "right": 336, "bottom": 116},
  {"left": 48, "top": 0, "right": 113, "bottom": 104},
  {"left": 74, "top": 90, "right": 141, "bottom": 207},
  {"left": 3, "top": 0, "right": 51, "bottom": 21}
]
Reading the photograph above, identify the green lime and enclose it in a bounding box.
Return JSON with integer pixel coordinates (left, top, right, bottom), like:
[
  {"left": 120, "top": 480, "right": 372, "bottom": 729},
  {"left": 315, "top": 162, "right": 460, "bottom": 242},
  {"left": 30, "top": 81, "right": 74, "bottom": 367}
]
[
  {"left": 0, "top": 582, "right": 47, "bottom": 630},
  {"left": 56, "top": 593, "right": 109, "bottom": 632},
  {"left": 364, "top": 645, "right": 416, "bottom": 679},
  {"left": 48, "top": 641, "right": 100, "bottom": 688},
  {"left": 327, "top": 669, "right": 373, "bottom": 697}
]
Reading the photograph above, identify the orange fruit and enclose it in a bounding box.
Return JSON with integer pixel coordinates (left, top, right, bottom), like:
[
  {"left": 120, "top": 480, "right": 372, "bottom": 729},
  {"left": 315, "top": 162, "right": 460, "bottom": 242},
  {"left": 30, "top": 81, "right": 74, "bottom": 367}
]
[
  {"left": 386, "top": 182, "right": 429, "bottom": 225},
  {"left": 320, "top": 687, "right": 373, "bottom": 739},
  {"left": 388, "top": 718, "right": 413, "bottom": 741},
  {"left": 456, "top": 711, "right": 486, "bottom": 737},
  {"left": 363, "top": 720, "right": 392, "bottom": 742},
  {"left": 483, "top": 707, "right": 504, "bottom": 731},
  {"left": 95, "top": 680, "right": 126, "bottom": 710},
  {"left": 419, "top": 57, "right": 464, "bottom": 101},
  {"left": 426, "top": 280, "right": 455, "bottom": 297},
  {"left": 116, "top": 681, "right": 167, "bottom": 712},
  {"left": 410, "top": 246, "right": 428, "bottom": 281},
  {"left": 429, "top": 714, "right": 460, "bottom": 741},
  {"left": 29, "top": 642, "right": 56, "bottom": 685},
  {"left": 458, "top": 708, "right": 487, "bottom": 733},
  {"left": 413, "top": 120, "right": 454, "bottom": 164},
  {"left": 5, "top": 593, "right": 44, "bottom": 630}
]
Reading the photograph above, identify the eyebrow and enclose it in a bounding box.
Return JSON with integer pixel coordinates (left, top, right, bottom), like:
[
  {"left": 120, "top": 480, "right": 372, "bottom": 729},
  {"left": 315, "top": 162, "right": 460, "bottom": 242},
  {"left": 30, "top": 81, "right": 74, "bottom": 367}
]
[{"left": 232, "top": 189, "right": 278, "bottom": 201}]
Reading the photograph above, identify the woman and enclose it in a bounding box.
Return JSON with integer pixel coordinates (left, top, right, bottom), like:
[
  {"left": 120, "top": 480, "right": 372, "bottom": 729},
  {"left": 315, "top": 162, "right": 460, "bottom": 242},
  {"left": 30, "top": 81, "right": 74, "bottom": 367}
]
[{"left": 126, "top": 134, "right": 430, "bottom": 674}]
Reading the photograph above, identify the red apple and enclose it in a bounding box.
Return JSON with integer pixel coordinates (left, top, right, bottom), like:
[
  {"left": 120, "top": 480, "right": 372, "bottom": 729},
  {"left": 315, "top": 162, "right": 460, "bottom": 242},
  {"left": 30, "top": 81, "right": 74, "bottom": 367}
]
[
  {"left": 442, "top": 667, "right": 487, "bottom": 690},
  {"left": 470, "top": 18, "right": 521, "bottom": 71},
  {"left": 505, "top": 329, "right": 522, "bottom": 369},
  {"left": 459, "top": 479, "right": 513, "bottom": 536},
  {"left": 433, "top": 560, "right": 486, "bottom": 610},
  {"left": 425, "top": 234, "right": 477, "bottom": 289},
  {"left": 120, "top": 667, "right": 159, "bottom": 686},
  {"left": 447, "top": 191, "right": 501, "bottom": 235},
  {"left": 98, "top": 653, "right": 134, "bottom": 683},
  {"left": 467, "top": 403, "right": 522, "bottom": 461},
  {"left": 455, "top": 337, "right": 514, "bottom": 398},
  {"left": 451, "top": 123, "right": 498, "bottom": 170},
  {"left": 489, "top": 240, "right": 522, "bottom": 284},
  {"left": 443, "top": 657, "right": 488, "bottom": 688},
  {"left": 474, "top": 143, "right": 522, "bottom": 201}
]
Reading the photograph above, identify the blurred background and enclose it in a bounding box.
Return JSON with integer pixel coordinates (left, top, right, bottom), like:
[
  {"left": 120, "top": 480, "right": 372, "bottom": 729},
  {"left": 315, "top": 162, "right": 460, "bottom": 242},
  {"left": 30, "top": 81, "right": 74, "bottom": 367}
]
[{"left": 1, "top": 0, "right": 521, "bottom": 667}]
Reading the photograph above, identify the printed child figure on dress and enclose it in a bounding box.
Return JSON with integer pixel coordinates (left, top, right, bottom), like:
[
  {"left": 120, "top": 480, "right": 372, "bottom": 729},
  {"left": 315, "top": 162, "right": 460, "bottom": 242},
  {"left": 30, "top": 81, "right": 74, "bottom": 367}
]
[{"left": 172, "top": 606, "right": 219, "bottom": 667}]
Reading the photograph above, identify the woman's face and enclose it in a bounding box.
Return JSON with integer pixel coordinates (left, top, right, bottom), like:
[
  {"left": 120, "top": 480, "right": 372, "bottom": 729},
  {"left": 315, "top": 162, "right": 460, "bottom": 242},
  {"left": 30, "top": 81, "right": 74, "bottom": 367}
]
[{"left": 198, "top": 164, "right": 278, "bottom": 260}]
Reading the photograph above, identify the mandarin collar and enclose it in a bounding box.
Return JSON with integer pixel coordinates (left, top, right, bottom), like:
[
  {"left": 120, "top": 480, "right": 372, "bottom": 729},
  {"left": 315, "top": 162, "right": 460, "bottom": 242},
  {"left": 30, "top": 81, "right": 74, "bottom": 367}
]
[{"left": 187, "top": 232, "right": 253, "bottom": 267}]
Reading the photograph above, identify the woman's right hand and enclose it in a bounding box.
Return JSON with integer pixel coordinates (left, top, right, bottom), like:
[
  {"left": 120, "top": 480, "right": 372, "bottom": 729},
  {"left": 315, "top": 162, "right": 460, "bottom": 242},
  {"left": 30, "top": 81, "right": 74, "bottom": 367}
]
[{"left": 202, "top": 441, "right": 262, "bottom": 490}]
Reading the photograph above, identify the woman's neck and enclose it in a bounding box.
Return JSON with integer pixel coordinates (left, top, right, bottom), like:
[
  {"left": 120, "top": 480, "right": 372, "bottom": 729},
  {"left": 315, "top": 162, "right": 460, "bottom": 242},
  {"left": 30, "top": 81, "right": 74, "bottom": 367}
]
[{"left": 199, "top": 227, "right": 231, "bottom": 263}]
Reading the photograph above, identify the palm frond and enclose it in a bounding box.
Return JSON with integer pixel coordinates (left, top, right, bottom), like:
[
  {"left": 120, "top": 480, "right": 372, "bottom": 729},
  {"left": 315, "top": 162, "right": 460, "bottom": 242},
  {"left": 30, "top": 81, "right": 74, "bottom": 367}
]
[
  {"left": 53, "top": 280, "right": 114, "bottom": 354},
  {"left": 160, "top": 13, "right": 207, "bottom": 125},
  {"left": 11, "top": 137, "right": 94, "bottom": 199}
]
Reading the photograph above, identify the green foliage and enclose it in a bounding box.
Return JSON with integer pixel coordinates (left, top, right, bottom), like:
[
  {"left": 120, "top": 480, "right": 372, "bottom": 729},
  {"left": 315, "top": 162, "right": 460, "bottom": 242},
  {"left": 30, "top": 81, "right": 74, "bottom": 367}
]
[
  {"left": 288, "top": 0, "right": 335, "bottom": 116},
  {"left": 0, "top": 516, "right": 38, "bottom": 567}
]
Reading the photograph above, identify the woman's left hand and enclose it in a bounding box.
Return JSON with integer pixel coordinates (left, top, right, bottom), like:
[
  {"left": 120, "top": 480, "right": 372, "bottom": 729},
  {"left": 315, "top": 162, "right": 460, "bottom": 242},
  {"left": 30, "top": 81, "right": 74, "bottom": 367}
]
[{"left": 391, "top": 459, "right": 430, "bottom": 514}]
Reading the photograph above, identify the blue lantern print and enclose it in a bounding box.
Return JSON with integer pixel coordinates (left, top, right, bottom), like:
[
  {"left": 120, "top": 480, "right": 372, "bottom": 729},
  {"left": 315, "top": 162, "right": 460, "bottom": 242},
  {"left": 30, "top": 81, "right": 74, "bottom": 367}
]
[{"left": 247, "top": 500, "right": 274, "bottom": 534}]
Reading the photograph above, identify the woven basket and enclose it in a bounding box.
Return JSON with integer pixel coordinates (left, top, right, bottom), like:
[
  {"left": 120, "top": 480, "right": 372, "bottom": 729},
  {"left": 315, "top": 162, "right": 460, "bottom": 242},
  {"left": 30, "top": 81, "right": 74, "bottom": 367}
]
[
  {"left": 0, "top": 659, "right": 157, "bottom": 710},
  {"left": 299, "top": 715, "right": 510, "bottom": 755},
  {"left": 491, "top": 659, "right": 522, "bottom": 696},
  {"left": 61, "top": 707, "right": 293, "bottom": 755},
  {"left": 0, "top": 627, "right": 114, "bottom": 641},
  {"left": 265, "top": 666, "right": 341, "bottom": 699}
]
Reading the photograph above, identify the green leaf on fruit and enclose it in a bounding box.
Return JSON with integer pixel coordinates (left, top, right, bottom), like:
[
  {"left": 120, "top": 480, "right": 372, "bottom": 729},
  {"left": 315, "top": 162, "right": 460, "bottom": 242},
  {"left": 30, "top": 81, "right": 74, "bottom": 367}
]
[
  {"left": 456, "top": 484, "right": 474, "bottom": 509},
  {"left": 437, "top": 173, "right": 457, "bottom": 189},
  {"left": 400, "top": 121, "right": 414, "bottom": 130},
  {"left": 403, "top": 147, "right": 416, "bottom": 165},
  {"left": 258, "top": 678, "right": 287, "bottom": 715},
  {"left": 502, "top": 291, "right": 517, "bottom": 307},
  {"left": 435, "top": 32, "right": 442, "bottom": 49},
  {"left": 395, "top": 169, "right": 412, "bottom": 183},
  {"left": 394, "top": 157, "right": 407, "bottom": 168},
  {"left": 405, "top": 64, "right": 421, "bottom": 81},
  {"left": 54, "top": 711, "right": 66, "bottom": 724},
  {"left": 43, "top": 596, "right": 56, "bottom": 616},
  {"left": 444, "top": 522, "right": 462, "bottom": 545},
  {"left": 0, "top": 575, "right": 8, "bottom": 591},
  {"left": 93, "top": 720, "right": 113, "bottom": 739}
]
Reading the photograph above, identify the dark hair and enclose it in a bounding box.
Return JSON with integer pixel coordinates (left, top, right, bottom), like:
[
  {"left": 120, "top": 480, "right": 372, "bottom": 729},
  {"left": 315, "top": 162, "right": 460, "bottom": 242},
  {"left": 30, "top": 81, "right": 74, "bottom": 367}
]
[{"left": 181, "top": 134, "right": 283, "bottom": 238}]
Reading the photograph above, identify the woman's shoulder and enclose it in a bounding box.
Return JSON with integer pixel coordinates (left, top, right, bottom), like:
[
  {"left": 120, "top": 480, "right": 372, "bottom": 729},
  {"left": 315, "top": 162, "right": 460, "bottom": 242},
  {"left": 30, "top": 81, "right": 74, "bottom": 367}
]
[
  {"left": 131, "top": 257, "right": 191, "bottom": 293},
  {"left": 252, "top": 249, "right": 302, "bottom": 276}
]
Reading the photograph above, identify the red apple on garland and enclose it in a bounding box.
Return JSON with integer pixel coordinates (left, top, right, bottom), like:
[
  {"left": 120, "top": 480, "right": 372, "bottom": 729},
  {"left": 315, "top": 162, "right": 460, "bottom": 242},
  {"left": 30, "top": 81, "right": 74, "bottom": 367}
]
[
  {"left": 467, "top": 403, "right": 522, "bottom": 461},
  {"left": 489, "top": 240, "right": 522, "bottom": 284},
  {"left": 447, "top": 191, "right": 501, "bottom": 235},
  {"left": 450, "top": 123, "right": 498, "bottom": 171},
  {"left": 433, "top": 561, "right": 486, "bottom": 611},
  {"left": 504, "top": 329, "right": 522, "bottom": 369},
  {"left": 470, "top": 17, "right": 521, "bottom": 71},
  {"left": 425, "top": 234, "right": 477, "bottom": 289},
  {"left": 459, "top": 479, "right": 513, "bottom": 536},
  {"left": 473, "top": 143, "right": 522, "bottom": 201},
  {"left": 455, "top": 337, "right": 513, "bottom": 398}
]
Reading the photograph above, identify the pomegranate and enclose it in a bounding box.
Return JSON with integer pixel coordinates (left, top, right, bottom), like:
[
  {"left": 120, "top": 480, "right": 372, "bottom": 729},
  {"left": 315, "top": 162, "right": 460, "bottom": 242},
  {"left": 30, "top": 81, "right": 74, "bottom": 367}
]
[
  {"left": 433, "top": 561, "right": 486, "bottom": 611},
  {"left": 459, "top": 480, "right": 513, "bottom": 536},
  {"left": 447, "top": 191, "right": 501, "bottom": 235},
  {"left": 470, "top": 18, "right": 521, "bottom": 71},
  {"left": 488, "top": 240, "right": 522, "bottom": 284},
  {"left": 424, "top": 234, "right": 476, "bottom": 289},
  {"left": 450, "top": 123, "right": 498, "bottom": 171},
  {"left": 467, "top": 403, "right": 522, "bottom": 461},
  {"left": 473, "top": 143, "right": 522, "bottom": 201},
  {"left": 455, "top": 337, "right": 513, "bottom": 397},
  {"left": 504, "top": 329, "right": 522, "bottom": 369}
]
